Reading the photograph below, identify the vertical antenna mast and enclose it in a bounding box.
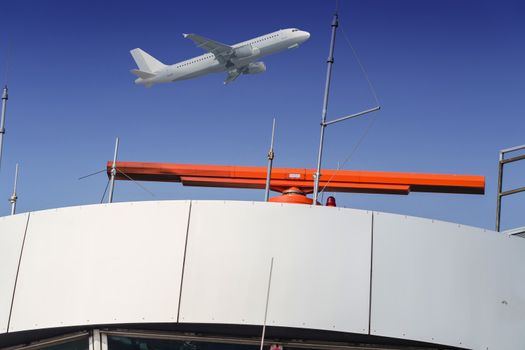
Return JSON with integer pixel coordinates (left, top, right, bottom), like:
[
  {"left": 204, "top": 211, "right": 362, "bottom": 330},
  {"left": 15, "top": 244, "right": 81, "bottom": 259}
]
[
  {"left": 0, "top": 85, "right": 8, "bottom": 171},
  {"left": 312, "top": 5, "right": 381, "bottom": 204},
  {"left": 313, "top": 12, "right": 339, "bottom": 204},
  {"left": 9, "top": 163, "right": 19, "bottom": 215},
  {"left": 108, "top": 137, "right": 119, "bottom": 203},
  {"left": 264, "top": 118, "right": 276, "bottom": 202}
]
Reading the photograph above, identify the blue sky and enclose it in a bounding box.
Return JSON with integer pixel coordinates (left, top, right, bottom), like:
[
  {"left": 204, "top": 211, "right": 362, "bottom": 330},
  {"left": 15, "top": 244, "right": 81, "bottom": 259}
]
[{"left": 0, "top": 0, "right": 523, "bottom": 230}]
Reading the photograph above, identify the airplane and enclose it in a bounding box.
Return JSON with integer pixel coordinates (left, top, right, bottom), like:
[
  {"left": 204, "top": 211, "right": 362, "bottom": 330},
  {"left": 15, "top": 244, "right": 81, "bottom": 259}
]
[{"left": 130, "top": 28, "right": 310, "bottom": 87}]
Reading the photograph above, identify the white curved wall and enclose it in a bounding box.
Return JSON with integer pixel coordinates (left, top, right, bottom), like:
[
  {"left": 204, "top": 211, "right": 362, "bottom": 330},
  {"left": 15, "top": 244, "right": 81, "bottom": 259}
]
[
  {"left": 179, "top": 201, "right": 372, "bottom": 333},
  {"left": 371, "top": 212, "right": 525, "bottom": 350},
  {"left": 0, "top": 200, "right": 524, "bottom": 350},
  {"left": 8, "top": 201, "right": 190, "bottom": 332},
  {"left": 0, "top": 213, "right": 29, "bottom": 333}
]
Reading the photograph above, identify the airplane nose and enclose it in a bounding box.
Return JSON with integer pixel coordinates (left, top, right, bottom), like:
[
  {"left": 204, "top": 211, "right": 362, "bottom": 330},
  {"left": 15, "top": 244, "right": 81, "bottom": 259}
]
[{"left": 301, "top": 31, "right": 310, "bottom": 41}]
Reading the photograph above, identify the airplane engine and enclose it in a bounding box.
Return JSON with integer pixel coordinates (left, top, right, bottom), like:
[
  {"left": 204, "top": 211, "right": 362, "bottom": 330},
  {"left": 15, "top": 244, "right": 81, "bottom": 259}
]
[
  {"left": 243, "top": 62, "right": 266, "bottom": 74},
  {"left": 234, "top": 44, "right": 260, "bottom": 58}
]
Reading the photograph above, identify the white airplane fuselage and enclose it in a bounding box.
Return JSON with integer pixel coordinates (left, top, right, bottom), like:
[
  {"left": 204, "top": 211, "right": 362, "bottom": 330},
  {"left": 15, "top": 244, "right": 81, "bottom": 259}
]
[{"left": 132, "top": 28, "right": 310, "bottom": 86}]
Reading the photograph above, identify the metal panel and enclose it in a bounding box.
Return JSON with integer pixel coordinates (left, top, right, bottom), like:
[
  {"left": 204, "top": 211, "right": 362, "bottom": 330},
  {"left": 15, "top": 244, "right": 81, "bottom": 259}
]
[
  {"left": 179, "top": 201, "right": 372, "bottom": 333},
  {"left": 0, "top": 214, "right": 28, "bottom": 333},
  {"left": 371, "top": 212, "right": 525, "bottom": 350},
  {"left": 8, "top": 201, "right": 190, "bottom": 332}
]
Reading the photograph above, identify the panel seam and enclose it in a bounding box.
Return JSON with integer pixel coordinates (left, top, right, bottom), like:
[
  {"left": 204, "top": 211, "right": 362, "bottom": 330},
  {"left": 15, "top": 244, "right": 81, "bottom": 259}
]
[
  {"left": 176, "top": 201, "right": 192, "bottom": 323},
  {"left": 367, "top": 212, "right": 374, "bottom": 335},
  {"left": 7, "top": 212, "right": 31, "bottom": 332}
]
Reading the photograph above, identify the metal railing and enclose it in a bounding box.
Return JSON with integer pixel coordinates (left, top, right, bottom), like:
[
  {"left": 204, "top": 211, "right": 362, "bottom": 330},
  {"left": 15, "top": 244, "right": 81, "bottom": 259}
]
[{"left": 495, "top": 144, "right": 525, "bottom": 232}]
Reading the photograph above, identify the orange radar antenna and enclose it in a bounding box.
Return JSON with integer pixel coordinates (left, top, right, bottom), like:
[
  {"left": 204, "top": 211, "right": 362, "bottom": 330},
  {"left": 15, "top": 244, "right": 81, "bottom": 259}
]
[{"left": 107, "top": 161, "right": 485, "bottom": 205}]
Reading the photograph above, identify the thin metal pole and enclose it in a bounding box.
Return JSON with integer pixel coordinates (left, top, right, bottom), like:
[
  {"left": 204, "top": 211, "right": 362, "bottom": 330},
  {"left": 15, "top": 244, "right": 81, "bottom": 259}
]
[
  {"left": 496, "top": 151, "right": 504, "bottom": 231},
  {"left": 500, "top": 144, "right": 525, "bottom": 154},
  {"left": 108, "top": 137, "right": 119, "bottom": 203},
  {"left": 9, "top": 163, "right": 19, "bottom": 215},
  {"left": 259, "top": 257, "right": 274, "bottom": 350},
  {"left": 313, "top": 13, "right": 338, "bottom": 205},
  {"left": 324, "top": 106, "right": 380, "bottom": 126},
  {"left": 264, "top": 119, "right": 276, "bottom": 202},
  {"left": 0, "top": 85, "right": 8, "bottom": 171}
]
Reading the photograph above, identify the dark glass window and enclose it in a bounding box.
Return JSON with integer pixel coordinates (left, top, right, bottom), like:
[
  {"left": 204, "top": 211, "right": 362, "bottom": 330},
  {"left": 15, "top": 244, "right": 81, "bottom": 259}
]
[
  {"left": 40, "top": 338, "right": 89, "bottom": 350},
  {"left": 108, "top": 337, "right": 258, "bottom": 350},
  {"left": 108, "top": 336, "right": 321, "bottom": 350}
]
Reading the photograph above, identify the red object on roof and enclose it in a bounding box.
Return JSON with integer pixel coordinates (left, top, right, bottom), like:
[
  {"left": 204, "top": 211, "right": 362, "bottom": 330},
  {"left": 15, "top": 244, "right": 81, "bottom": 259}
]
[
  {"left": 106, "top": 161, "right": 485, "bottom": 196},
  {"left": 326, "top": 196, "right": 337, "bottom": 207}
]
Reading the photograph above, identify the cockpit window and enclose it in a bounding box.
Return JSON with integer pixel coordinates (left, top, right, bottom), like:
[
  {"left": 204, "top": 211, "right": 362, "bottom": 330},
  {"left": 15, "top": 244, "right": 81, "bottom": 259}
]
[{"left": 292, "top": 29, "right": 299, "bottom": 32}]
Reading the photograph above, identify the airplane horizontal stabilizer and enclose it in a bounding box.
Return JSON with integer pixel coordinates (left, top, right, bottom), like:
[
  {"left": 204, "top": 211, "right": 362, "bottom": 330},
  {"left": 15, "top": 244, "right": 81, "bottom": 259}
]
[{"left": 130, "top": 69, "right": 156, "bottom": 79}]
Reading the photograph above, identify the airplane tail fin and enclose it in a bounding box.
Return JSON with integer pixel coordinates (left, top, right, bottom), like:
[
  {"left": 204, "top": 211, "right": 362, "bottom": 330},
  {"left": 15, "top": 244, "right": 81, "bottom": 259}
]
[{"left": 130, "top": 48, "right": 166, "bottom": 73}]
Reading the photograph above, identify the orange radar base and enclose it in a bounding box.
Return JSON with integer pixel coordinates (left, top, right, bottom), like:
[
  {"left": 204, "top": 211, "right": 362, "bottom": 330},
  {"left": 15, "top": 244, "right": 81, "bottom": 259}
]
[{"left": 106, "top": 161, "right": 485, "bottom": 204}]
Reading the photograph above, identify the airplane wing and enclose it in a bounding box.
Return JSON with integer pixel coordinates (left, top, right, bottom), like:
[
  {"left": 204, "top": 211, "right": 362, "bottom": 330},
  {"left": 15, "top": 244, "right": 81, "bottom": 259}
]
[{"left": 183, "top": 33, "right": 233, "bottom": 57}]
